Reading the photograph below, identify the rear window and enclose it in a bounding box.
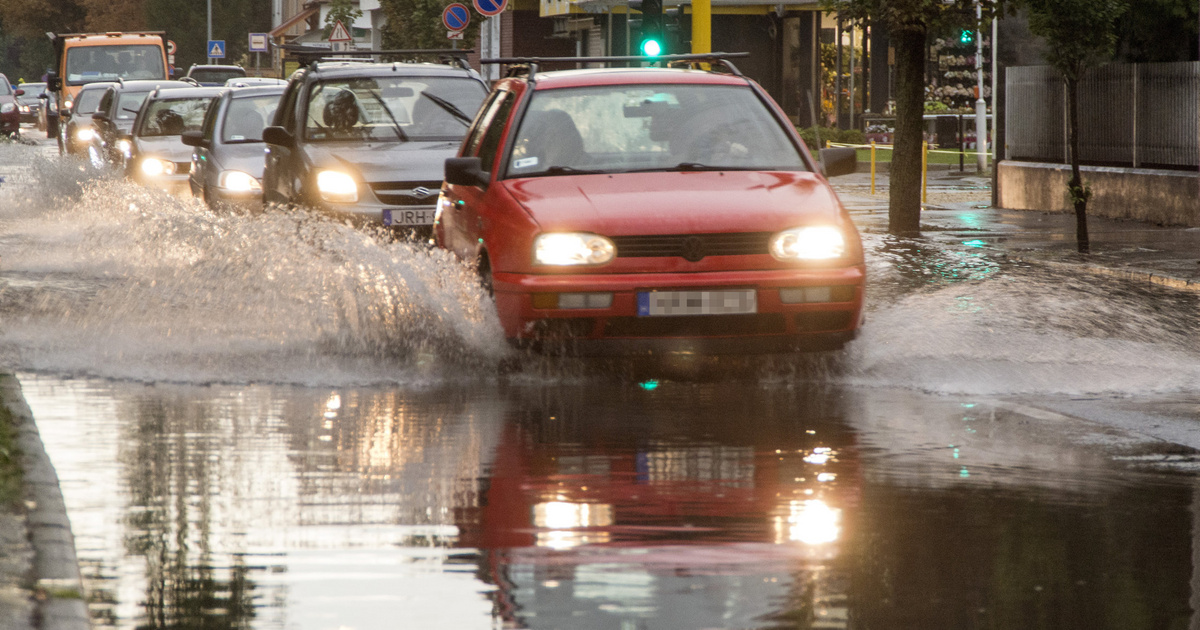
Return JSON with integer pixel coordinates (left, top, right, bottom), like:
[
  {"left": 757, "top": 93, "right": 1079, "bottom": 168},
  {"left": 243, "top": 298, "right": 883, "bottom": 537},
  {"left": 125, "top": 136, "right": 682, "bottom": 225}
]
[
  {"left": 65, "top": 45, "right": 165, "bottom": 85},
  {"left": 138, "top": 97, "right": 214, "bottom": 136},
  {"left": 189, "top": 67, "right": 246, "bottom": 85}
]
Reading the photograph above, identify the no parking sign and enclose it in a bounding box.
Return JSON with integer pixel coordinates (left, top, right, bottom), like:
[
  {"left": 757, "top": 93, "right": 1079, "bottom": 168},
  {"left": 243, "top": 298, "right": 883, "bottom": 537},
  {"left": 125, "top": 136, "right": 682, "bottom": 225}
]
[
  {"left": 443, "top": 3, "right": 471, "bottom": 31},
  {"left": 473, "top": 0, "right": 507, "bottom": 17}
]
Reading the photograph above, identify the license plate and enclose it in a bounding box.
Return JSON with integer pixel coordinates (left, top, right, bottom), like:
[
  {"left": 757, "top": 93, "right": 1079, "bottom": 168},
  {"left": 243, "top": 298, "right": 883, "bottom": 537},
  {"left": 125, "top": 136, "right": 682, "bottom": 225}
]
[
  {"left": 637, "top": 289, "right": 757, "bottom": 317},
  {"left": 382, "top": 208, "right": 434, "bottom": 226}
]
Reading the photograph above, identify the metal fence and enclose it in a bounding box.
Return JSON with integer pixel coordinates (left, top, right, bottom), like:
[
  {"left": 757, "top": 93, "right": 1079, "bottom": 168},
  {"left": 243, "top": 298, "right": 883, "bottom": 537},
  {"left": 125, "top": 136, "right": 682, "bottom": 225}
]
[{"left": 1006, "top": 62, "right": 1199, "bottom": 169}]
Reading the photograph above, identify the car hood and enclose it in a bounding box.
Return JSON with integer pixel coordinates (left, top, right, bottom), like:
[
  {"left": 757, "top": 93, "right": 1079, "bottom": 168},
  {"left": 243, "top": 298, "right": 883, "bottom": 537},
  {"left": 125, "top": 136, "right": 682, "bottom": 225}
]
[
  {"left": 135, "top": 136, "right": 193, "bottom": 162},
  {"left": 503, "top": 171, "right": 846, "bottom": 234},
  {"left": 211, "top": 143, "right": 268, "bottom": 178},
  {"left": 304, "top": 141, "right": 460, "bottom": 183}
]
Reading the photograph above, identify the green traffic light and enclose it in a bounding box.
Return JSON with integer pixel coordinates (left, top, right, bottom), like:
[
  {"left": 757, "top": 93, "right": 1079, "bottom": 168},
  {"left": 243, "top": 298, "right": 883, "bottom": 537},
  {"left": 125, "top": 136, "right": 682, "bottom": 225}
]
[
  {"left": 959, "top": 29, "right": 974, "bottom": 44},
  {"left": 640, "top": 38, "right": 662, "bottom": 56}
]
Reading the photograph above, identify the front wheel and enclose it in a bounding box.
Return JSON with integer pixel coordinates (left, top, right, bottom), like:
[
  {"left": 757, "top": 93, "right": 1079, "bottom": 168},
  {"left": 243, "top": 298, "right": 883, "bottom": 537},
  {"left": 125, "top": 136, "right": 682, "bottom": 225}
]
[{"left": 476, "top": 254, "right": 494, "bottom": 297}]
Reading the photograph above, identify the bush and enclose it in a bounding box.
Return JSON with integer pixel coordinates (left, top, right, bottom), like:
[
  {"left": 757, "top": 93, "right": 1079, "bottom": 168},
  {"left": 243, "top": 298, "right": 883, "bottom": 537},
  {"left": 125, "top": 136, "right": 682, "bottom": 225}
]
[{"left": 796, "top": 126, "right": 867, "bottom": 148}]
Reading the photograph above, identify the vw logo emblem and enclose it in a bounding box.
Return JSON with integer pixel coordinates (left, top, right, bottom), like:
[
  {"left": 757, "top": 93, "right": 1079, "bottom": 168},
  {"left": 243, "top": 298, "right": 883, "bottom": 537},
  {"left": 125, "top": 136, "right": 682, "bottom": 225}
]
[
  {"left": 407, "top": 186, "right": 438, "bottom": 200},
  {"left": 680, "top": 236, "right": 705, "bottom": 262}
]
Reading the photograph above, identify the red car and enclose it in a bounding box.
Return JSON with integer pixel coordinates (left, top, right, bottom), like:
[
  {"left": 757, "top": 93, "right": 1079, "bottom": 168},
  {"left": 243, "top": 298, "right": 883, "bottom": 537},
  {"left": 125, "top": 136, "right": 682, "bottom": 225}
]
[
  {"left": 435, "top": 55, "right": 864, "bottom": 355},
  {"left": 0, "top": 75, "right": 21, "bottom": 137}
]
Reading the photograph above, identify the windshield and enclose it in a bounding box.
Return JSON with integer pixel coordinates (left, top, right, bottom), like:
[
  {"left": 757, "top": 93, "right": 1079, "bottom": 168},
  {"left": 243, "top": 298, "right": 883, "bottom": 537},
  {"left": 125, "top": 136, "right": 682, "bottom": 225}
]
[
  {"left": 190, "top": 67, "right": 245, "bottom": 84},
  {"left": 138, "top": 97, "right": 213, "bottom": 136},
  {"left": 304, "top": 76, "right": 486, "bottom": 142},
  {"left": 507, "top": 84, "right": 806, "bottom": 177},
  {"left": 17, "top": 84, "right": 45, "bottom": 103},
  {"left": 116, "top": 91, "right": 151, "bottom": 120},
  {"left": 74, "top": 89, "right": 105, "bottom": 115},
  {"left": 220, "top": 94, "right": 282, "bottom": 143},
  {"left": 65, "top": 45, "right": 165, "bottom": 85},
  {"left": 0, "top": 82, "right": 10, "bottom": 96}
]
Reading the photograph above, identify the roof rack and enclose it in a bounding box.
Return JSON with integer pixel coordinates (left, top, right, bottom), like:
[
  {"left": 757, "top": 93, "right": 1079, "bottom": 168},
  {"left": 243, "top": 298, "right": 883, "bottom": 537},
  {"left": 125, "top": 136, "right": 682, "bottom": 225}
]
[
  {"left": 480, "top": 52, "right": 749, "bottom": 81},
  {"left": 279, "top": 45, "right": 473, "bottom": 70}
]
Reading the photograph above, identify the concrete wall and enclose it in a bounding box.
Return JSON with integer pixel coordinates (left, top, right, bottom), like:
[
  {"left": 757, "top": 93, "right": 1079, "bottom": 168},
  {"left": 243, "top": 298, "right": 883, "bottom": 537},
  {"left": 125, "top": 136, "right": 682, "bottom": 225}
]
[{"left": 998, "top": 161, "right": 1200, "bottom": 227}]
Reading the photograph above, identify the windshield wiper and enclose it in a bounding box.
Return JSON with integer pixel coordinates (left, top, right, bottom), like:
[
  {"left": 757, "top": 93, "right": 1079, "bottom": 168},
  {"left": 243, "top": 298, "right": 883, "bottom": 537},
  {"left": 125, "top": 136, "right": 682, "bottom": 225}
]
[
  {"left": 537, "top": 165, "right": 604, "bottom": 176},
  {"left": 365, "top": 88, "right": 409, "bottom": 142},
  {"left": 419, "top": 92, "right": 473, "bottom": 125}
]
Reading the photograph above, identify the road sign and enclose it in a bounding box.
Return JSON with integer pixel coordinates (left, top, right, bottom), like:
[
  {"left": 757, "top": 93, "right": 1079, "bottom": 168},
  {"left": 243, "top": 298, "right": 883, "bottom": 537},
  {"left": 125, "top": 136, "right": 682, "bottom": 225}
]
[
  {"left": 329, "top": 20, "right": 352, "bottom": 42},
  {"left": 443, "top": 3, "right": 470, "bottom": 32},
  {"left": 249, "top": 33, "right": 269, "bottom": 53},
  {"left": 473, "top": 0, "right": 507, "bottom": 17},
  {"left": 447, "top": 31, "right": 465, "bottom": 40},
  {"left": 207, "top": 40, "right": 225, "bottom": 59},
  {"left": 166, "top": 40, "right": 177, "bottom": 55}
]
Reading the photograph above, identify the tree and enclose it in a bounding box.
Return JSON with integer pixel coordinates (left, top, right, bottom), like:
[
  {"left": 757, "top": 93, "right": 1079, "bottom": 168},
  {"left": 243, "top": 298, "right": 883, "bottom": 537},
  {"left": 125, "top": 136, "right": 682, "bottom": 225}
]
[
  {"left": 379, "top": 0, "right": 481, "bottom": 52},
  {"left": 1023, "top": 0, "right": 1127, "bottom": 253},
  {"left": 143, "top": 0, "right": 270, "bottom": 72},
  {"left": 324, "top": 0, "right": 364, "bottom": 38},
  {"left": 824, "top": 0, "right": 1003, "bottom": 236}
]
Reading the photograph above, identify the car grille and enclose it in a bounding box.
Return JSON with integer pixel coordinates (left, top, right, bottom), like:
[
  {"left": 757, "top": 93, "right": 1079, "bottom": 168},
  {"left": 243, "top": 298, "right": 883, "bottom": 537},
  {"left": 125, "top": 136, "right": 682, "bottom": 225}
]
[
  {"left": 611, "top": 232, "right": 772, "bottom": 261},
  {"left": 370, "top": 181, "right": 443, "bottom": 206}
]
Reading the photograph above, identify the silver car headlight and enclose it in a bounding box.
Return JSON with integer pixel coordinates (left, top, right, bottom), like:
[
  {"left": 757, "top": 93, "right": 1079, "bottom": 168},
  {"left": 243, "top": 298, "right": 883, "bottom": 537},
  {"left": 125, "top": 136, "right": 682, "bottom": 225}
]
[
  {"left": 75, "top": 127, "right": 95, "bottom": 142},
  {"left": 218, "top": 170, "right": 261, "bottom": 192},
  {"left": 117, "top": 138, "right": 132, "bottom": 158},
  {"left": 769, "top": 226, "right": 846, "bottom": 261},
  {"left": 316, "top": 170, "right": 358, "bottom": 203},
  {"left": 0, "top": 103, "right": 14, "bottom": 114},
  {"left": 534, "top": 233, "right": 616, "bottom": 266},
  {"left": 140, "top": 157, "right": 175, "bottom": 177}
]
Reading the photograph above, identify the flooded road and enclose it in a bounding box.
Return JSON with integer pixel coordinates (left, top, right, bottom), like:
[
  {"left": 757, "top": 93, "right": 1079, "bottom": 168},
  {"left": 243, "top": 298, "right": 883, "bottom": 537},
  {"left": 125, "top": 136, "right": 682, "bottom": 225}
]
[{"left": 4, "top": 140, "right": 1200, "bottom": 628}]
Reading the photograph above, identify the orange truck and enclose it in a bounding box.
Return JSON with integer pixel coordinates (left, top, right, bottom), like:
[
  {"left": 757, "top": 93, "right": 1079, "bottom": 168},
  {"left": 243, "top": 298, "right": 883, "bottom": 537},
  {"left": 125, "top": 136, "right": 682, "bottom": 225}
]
[{"left": 46, "top": 32, "right": 169, "bottom": 127}]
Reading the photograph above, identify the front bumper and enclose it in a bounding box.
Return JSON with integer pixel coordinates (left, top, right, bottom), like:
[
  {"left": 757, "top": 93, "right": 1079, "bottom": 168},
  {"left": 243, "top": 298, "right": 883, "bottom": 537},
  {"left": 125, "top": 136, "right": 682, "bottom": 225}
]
[
  {"left": 492, "top": 265, "right": 866, "bottom": 356},
  {"left": 135, "top": 173, "right": 193, "bottom": 195},
  {"left": 1, "top": 115, "right": 18, "bottom": 135}
]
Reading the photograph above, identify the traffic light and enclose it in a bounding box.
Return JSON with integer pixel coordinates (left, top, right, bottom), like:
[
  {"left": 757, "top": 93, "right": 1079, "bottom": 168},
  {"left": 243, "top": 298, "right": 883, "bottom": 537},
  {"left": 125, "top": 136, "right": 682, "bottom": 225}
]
[
  {"left": 959, "top": 28, "right": 974, "bottom": 45},
  {"left": 630, "top": 0, "right": 664, "bottom": 56}
]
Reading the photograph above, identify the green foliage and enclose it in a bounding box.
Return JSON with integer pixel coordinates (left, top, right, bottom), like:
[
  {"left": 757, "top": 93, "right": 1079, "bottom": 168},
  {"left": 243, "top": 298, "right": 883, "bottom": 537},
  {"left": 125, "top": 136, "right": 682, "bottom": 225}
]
[
  {"left": 924, "top": 100, "right": 950, "bottom": 113},
  {"left": 379, "top": 0, "right": 481, "bottom": 51},
  {"left": 1115, "top": 0, "right": 1198, "bottom": 62},
  {"left": 821, "top": 0, "right": 1005, "bottom": 33},
  {"left": 324, "top": 0, "right": 364, "bottom": 38},
  {"left": 798, "top": 126, "right": 866, "bottom": 148},
  {"left": 1024, "top": 0, "right": 1128, "bottom": 80},
  {"left": 144, "top": 0, "right": 271, "bottom": 72},
  {"left": 0, "top": 397, "right": 22, "bottom": 508}
]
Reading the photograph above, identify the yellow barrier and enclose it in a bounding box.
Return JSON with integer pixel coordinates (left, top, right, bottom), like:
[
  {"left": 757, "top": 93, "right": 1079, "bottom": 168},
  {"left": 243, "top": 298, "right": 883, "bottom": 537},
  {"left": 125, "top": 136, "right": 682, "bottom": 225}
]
[
  {"left": 870, "top": 141, "right": 876, "bottom": 195},
  {"left": 921, "top": 141, "right": 928, "bottom": 203}
]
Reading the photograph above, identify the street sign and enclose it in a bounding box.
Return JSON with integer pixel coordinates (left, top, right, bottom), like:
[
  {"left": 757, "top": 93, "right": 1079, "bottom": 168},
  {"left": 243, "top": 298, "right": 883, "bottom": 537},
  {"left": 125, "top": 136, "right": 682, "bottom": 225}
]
[
  {"left": 447, "top": 31, "right": 465, "bottom": 40},
  {"left": 207, "top": 40, "right": 225, "bottom": 59},
  {"left": 166, "top": 40, "right": 177, "bottom": 55},
  {"left": 249, "top": 33, "right": 269, "bottom": 53},
  {"left": 473, "top": 0, "right": 507, "bottom": 17},
  {"left": 328, "top": 20, "right": 352, "bottom": 42},
  {"left": 443, "top": 3, "right": 470, "bottom": 32}
]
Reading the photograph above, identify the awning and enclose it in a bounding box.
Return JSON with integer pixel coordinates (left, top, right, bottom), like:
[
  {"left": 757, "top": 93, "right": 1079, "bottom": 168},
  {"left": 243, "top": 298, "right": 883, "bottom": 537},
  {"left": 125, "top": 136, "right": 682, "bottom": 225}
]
[{"left": 269, "top": 7, "right": 319, "bottom": 38}]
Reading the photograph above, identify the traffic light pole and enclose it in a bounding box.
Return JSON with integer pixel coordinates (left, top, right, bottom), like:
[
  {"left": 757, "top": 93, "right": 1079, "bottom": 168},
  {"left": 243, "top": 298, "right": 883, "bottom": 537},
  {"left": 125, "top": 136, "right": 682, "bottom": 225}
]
[
  {"left": 692, "top": 0, "right": 711, "bottom": 55},
  {"left": 975, "top": 0, "right": 987, "bottom": 171}
]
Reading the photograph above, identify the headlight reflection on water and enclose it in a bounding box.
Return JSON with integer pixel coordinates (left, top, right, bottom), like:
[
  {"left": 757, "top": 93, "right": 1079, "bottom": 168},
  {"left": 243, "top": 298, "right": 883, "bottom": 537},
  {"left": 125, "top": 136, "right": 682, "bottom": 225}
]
[{"left": 776, "top": 499, "right": 841, "bottom": 546}]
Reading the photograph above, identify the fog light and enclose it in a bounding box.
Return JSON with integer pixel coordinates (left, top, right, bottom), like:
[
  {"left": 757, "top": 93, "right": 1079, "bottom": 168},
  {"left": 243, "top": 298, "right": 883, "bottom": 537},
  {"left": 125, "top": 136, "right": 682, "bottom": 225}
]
[
  {"left": 532, "top": 292, "right": 613, "bottom": 309},
  {"left": 780, "top": 286, "right": 855, "bottom": 304}
]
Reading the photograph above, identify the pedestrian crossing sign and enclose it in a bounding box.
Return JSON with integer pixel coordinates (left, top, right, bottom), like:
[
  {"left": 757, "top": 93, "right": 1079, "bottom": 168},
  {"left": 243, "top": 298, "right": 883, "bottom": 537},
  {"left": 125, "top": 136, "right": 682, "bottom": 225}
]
[{"left": 207, "top": 40, "right": 225, "bottom": 59}]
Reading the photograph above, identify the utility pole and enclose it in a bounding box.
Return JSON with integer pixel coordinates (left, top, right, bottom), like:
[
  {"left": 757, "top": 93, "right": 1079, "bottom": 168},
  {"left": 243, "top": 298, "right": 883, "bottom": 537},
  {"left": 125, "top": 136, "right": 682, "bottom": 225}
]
[
  {"left": 974, "top": 0, "right": 987, "bottom": 171},
  {"left": 207, "top": 0, "right": 213, "bottom": 64}
]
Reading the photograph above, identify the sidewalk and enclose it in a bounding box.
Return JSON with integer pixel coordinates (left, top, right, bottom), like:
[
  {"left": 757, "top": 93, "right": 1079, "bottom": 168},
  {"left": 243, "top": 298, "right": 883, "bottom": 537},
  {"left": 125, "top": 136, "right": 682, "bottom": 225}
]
[{"left": 832, "top": 166, "right": 1200, "bottom": 291}]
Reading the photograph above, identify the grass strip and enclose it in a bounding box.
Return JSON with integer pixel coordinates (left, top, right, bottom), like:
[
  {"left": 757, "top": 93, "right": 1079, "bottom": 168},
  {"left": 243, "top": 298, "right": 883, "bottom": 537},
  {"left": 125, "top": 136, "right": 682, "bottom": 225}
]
[{"left": 0, "top": 390, "right": 23, "bottom": 508}]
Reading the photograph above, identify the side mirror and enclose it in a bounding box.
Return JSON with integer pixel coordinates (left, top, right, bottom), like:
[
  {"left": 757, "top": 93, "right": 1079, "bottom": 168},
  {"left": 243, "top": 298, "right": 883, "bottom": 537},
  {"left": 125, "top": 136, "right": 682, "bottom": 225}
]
[
  {"left": 818, "top": 147, "right": 858, "bottom": 178},
  {"left": 261, "top": 125, "right": 294, "bottom": 148},
  {"left": 445, "top": 157, "right": 489, "bottom": 187},
  {"left": 37, "top": 93, "right": 48, "bottom": 100},
  {"left": 14, "top": 89, "right": 24, "bottom": 97},
  {"left": 180, "top": 130, "right": 209, "bottom": 148},
  {"left": 91, "top": 110, "right": 109, "bottom": 122}
]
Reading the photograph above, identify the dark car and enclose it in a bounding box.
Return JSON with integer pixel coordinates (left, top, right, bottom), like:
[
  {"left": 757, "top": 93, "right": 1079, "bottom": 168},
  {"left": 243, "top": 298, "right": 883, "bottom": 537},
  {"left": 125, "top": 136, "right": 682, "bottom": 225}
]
[
  {"left": 186, "top": 64, "right": 247, "bottom": 87},
  {"left": 38, "top": 89, "right": 58, "bottom": 135},
  {"left": 15, "top": 82, "right": 45, "bottom": 124},
  {"left": 0, "top": 75, "right": 20, "bottom": 137},
  {"left": 59, "top": 82, "right": 114, "bottom": 155},
  {"left": 127, "top": 86, "right": 225, "bottom": 193},
  {"left": 261, "top": 58, "right": 488, "bottom": 236},
  {"left": 183, "top": 85, "right": 285, "bottom": 207},
  {"left": 87, "top": 79, "right": 192, "bottom": 166},
  {"left": 434, "top": 55, "right": 865, "bottom": 355}
]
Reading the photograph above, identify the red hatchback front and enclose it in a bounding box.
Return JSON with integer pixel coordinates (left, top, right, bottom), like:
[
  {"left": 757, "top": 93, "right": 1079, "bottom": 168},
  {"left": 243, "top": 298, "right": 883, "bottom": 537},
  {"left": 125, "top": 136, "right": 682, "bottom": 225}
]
[{"left": 436, "top": 60, "right": 864, "bottom": 356}]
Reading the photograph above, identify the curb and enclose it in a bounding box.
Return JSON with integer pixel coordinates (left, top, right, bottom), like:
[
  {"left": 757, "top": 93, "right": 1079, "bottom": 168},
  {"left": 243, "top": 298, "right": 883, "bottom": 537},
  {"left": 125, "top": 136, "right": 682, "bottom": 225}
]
[
  {"left": 0, "top": 376, "right": 90, "bottom": 630},
  {"left": 1011, "top": 257, "right": 1200, "bottom": 293}
]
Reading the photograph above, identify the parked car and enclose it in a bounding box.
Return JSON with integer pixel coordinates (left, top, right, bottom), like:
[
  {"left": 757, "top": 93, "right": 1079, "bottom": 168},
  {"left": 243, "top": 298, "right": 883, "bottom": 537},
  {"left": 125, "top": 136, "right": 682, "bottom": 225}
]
[
  {"left": 15, "top": 82, "right": 45, "bottom": 124},
  {"left": 261, "top": 58, "right": 489, "bottom": 237},
  {"left": 0, "top": 75, "right": 21, "bottom": 137},
  {"left": 435, "top": 56, "right": 866, "bottom": 355},
  {"left": 59, "top": 82, "right": 114, "bottom": 155},
  {"left": 87, "top": 79, "right": 192, "bottom": 166},
  {"left": 225, "top": 77, "right": 287, "bottom": 88},
  {"left": 185, "top": 64, "right": 246, "bottom": 87},
  {"left": 183, "top": 84, "right": 285, "bottom": 208},
  {"left": 126, "top": 86, "right": 225, "bottom": 193}
]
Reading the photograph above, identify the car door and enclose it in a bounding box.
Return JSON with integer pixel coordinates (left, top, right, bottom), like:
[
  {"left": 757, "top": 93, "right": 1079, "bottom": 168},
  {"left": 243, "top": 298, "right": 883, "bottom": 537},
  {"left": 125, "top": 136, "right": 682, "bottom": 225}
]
[
  {"left": 88, "top": 88, "right": 117, "bottom": 164},
  {"left": 263, "top": 79, "right": 303, "bottom": 204},
  {"left": 440, "top": 88, "right": 518, "bottom": 262},
  {"left": 191, "top": 93, "right": 223, "bottom": 198}
]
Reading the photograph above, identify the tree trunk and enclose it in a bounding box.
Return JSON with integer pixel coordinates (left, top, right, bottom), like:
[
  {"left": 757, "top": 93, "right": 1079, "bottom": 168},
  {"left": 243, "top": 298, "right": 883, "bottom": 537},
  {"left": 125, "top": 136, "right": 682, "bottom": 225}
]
[
  {"left": 888, "top": 26, "right": 926, "bottom": 236},
  {"left": 1066, "top": 75, "right": 1089, "bottom": 253}
]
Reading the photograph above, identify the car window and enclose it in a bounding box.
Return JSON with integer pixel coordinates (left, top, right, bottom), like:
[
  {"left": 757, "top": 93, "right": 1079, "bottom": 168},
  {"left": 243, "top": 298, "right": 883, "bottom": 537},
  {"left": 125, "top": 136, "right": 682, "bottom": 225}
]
[
  {"left": 0, "top": 82, "right": 11, "bottom": 96},
  {"left": 189, "top": 67, "right": 245, "bottom": 84},
  {"left": 74, "top": 89, "right": 105, "bottom": 115},
  {"left": 116, "top": 91, "right": 151, "bottom": 120},
  {"left": 303, "top": 76, "right": 486, "bottom": 142},
  {"left": 462, "top": 89, "right": 502, "bottom": 157},
  {"left": 220, "top": 94, "right": 281, "bottom": 143},
  {"left": 476, "top": 92, "right": 516, "bottom": 173},
  {"left": 506, "top": 84, "right": 807, "bottom": 177},
  {"left": 138, "top": 97, "right": 213, "bottom": 136},
  {"left": 199, "top": 96, "right": 222, "bottom": 141},
  {"left": 65, "top": 45, "right": 165, "bottom": 85}
]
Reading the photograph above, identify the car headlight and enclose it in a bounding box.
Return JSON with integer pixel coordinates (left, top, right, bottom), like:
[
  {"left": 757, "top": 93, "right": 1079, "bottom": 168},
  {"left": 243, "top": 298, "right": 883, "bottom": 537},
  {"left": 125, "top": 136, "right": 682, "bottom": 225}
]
[
  {"left": 769, "top": 226, "right": 846, "bottom": 261},
  {"left": 63, "top": 100, "right": 73, "bottom": 110},
  {"left": 18, "top": 105, "right": 29, "bottom": 113},
  {"left": 316, "top": 170, "right": 358, "bottom": 203},
  {"left": 534, "top": 233, "right": 616, "bottom": 266},
  {"left": 75, "top": 127, "right": 94, "bottom": 142},
  {"left": 117, "top": 138, "right": 132, "bottom": 158},
  {"left": 218, "top": 170, "right": 261, "bottom": 192},
  {"left": 0, "top": 103, "right": 14, "bottom": 114},
  {"left": 140, "top": 157, "right": 175, "bottom": 176}
]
